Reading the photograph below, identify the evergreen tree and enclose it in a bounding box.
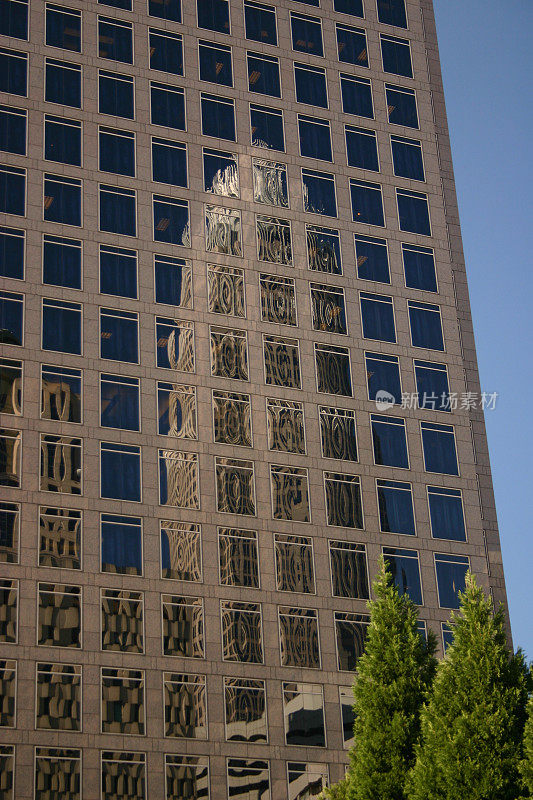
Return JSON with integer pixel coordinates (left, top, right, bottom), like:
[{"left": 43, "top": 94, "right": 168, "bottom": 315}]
[
  {"left": 520, "top": 693, "right": 533, "bottom": 798},
  {"left": 409, "top": 573, "right": 530, "bottom": 800},
  {"left": 321, "top": 778, "right": 349, "bottom": 800}
]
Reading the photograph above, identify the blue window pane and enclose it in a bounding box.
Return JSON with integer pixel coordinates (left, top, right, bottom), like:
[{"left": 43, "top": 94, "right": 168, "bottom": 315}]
[
  {"left": 337, "top": 25, "right": 368, "bottom": 67},
  {"left": 345, "top": 127, "right": 379, "bottom": 171},
  {"left": 99, "top": 72, "right": 134, "bottom": 119},
  {"left": 402, "top": 245, "right": 437, "bottom": 292},
  {"left": 386, "top": 85, "right": 418, "bottom": 128},
  {"left": 0, "top": 167, "right": 25, "bottom": 216},
  {"left": 361, "top": 294, "right": 395, "bottom": 342},
  {"left": 44, "top": 118, "right": 82, "bottom": 166},
  {"left": 377, "top": 0, "right": 407, "bottom": 28},
  {"left": 149, "top": 0, "right": 181, "bottom": 22},
  {"left": 378, "top": 480, "right": 415, "bottom": 535},
  {"left": 247, "top": 54, "right": 280, "bottom": 97},
  {"left": 334, "top": 0, "right": 363, "bottom": 17},
  {"left": 46, "top": 6, "right": 81, "bottom": 51},
  {"left": 99, "top": 187, "right": 136, "bottom": 237},
  {"left": 149, "top": 30, "right": 183, "bottom": 75},
  {"left": 101, "top": 514, "right": 142, "bottom": 574},
  {"left": 435, "top": 555, "right": 468, "bottom": 609},
  {"left": 365, "top": 352, "right": 401, "bottom": 404},
  {"left": 152, "top": 140, "right": 187, "bottom": 187},
  {"left": 421, "top": 423, "right": 458, "bottom": 475},
  {"left": 100, "top": 444, "right": 141, "bottom": 501},
  {"left": 151, "top": 82, "right": 184, "bottom": 129},
  {"left": 381, "top": 36, "right": 412, "bottom": 78},
  {"left": 203, "top": 149, "right": 238, "bottom": 195},
  {"left": 43, "top": 235, "right": 82, "bottom": 289},
  {"left": 392, "top": 136, "right": 424, "bottom": 180},
  {"left": 0, "top": 106, "right": 26, "bottom": 155},
  {"left": 294, "top": 65, "right": 327, "bottom": 108},
  {"left": 302, "top": 170, "right": 337, "bottom": 217},
  {"left": 0, "top": 227, "right": 24, "bottom": 279},
  {"left": 250, "top": 105, "right": 284, "bottom": 151},
  {"left": 100, "top": 376, "right": 139, "bottom": 431},
  {"left": 397, "top": 190, "right": 430, "bottom": 235},
  {"left": 384, "top": 548, "right": 422, "bottom": 604},
  {"left": 155, "top": 319, "right": 190, "bottom": 369},
  {"left": 350, "top": 180, "right": 384, "bottom": 226},
  {"left": 245, "top": 1, "right": 276, "bottom": 45},
  {"left": 99, "top": 0, "right": 132, "bottom": 9},
  {"left": 42, "top": 300, "right": 82, "bottom": 354},
  {"left": 371, "top": 415, "right": 408, "bottom": 468},
  {"left": 98, "top": 19, "right": 133, "bottom": 64},
  {"left": 428, "top": 487, "right": 466, "bottom": 542},
  {"left": 299, "top": 117, "right": 332, "bottom": 161},
  {"left": 153, "top": 197, "right": 190, "bottom": 246},
  {"left": 291, "top": 14, "right": 323, "bottom": 56},
  {"left": 408, "top": 303, "right": 444, "bottom": 350},
  {"left": 155, "top": 256, "right": 190, "bottom": 305},
  {"left": 201, "top": 95, "right": 235, "bottom": 141},
  {"left": 197, "top": 0, "right": 230, "bottom": 33},
  {"left": 100, "top": 310, "right": 138, "bottom": 363},
  {"left": 0, "top": 292, "right": 23, "bottom": 345},
  {"left": 414, "top": 361, "right": 450, "bottom": 411},
  {"left": 442, "top": 623, "right": 454, "bottom": 653},
  {"left": 100, "top": 246, "right": 137, "bottom": 298},
  {"left": 355, "top": 235, "right": 390, "bottom": 283},
  {"left": 99, "top": 129, "right": 135, "bottom": 176},
  {"left": 44, "top": 176, "right": 81, "bottom": 226},
  {"left": 340, "top": 74, "right": 373, "bottom": 118},
  {"left": 199, "top": 41, "right": 232, "bottom": 86},
  {"left": 0, "top": 0, "right": 28, "bottom": 39},
  {"left": 0, "top": 49, "right": 27, "bottom": 96}
]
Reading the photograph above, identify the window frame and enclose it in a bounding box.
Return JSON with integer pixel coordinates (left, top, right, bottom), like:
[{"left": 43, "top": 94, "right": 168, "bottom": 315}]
[
  {"left": 360, "top": 290, "right": 397, "bottom": 343},
  {"left": 270, "top": 464, "right": 311, "bottom": 523},
  {"left": 0, "top": 165, "right": 26, "bottom": 218},
  {"left": 101, "top": 587, "right": 145, "bottom": 654},
  {"left": 314, "top": 341, "right": 353, "bottom": 397},
  {"left": 160, "top": 520, "right": 203, "bottom": 583},
  {"left": 344, "top": 124, "right": 380, "bottom": 172},
  {"left": 319, "top": 405, "right": 357, "bottom": 462},
  {"left": 100, "top": 512, "right": 143, "bottom": 576},
  {"left": 420, "top": 420, "right": 459, "bottom": 477},
  {"left": 278, "top": 606, "right": 321, "bottom": 669},
  {"left": 301, "top": 167, "right": 338, "bottom": 217},
  {"left": 41, "top": 297, "right": 82, "bottom": 356},
  {"left": 0, "top": 105, "right": 27, "bottom": 157},
  {"left": 99, "top": 306, "right": 139, "bottom": 364},
  {"left": 402, "top": 242, "right": 438, "bottom": 292},
  {"left": 289, "top": 10, "right": 324, "bottom": 57},
  {"left": 427, "top": 485, "right": 467, "bottom": 542},
  {"left": 385, "top": 82, "right": 419, "bottom": 128},
  {"left": 218, "top": 526, "right": 260, "bottom": 588},
  {"left": 324, "top": 470, "right": 364, "bottom": 529},
  {"left": 150, "top": 80, "right": 185, "bottom": 130},
  {"left": 0, "top": 289, "right": 24, "bottom": 347},
  {"left": 433, "top": 552, "right": 470, "bottom": 610},
  {"left": 213, "top": 389, "right": 253, "bottom": 448},
  {"left": 97, "top": 14, "right": 134, "bottom": 65},
  {"left": 0, "top": 225, "right": 25, "bottom": 281},
  {"left": 99, "top": 373, "right": 141, "bottom": 432},
  {"left": 274, "top": 531, "right": 315, "bottom": 595},
  {"left": 375, "top": 477, "right": 416, "bottom": 536},
  {"left": 328, "top": 540, "right": 369, "bottom": 600},
  {"left": 98, "top": 126, "right": 136, "bottom": 178},
  {"left": 98, "top": 68, "right": 135, "bottom": 120},
  {"left": 215, "top": 456, "right": 256, "bottom": 517},
  {"left": 262, "top": 332, "right": 302, "bottom": 389},
  {"left": 266, "top": 396, "right": 306, "bottom": 455},
  {"left": 99, "top": 440, "right": 142, "bottom": 502},
  {"left": 407, "top": 299, "right": 444, "bottom": 352},
  {"left": 339, "top": 71, "right": 374, "bottom": 119},
  {"left": 243, "top": 0, "right": 278, "bottom": 46},
  {"left": 45, "top": 3, "right": 82, "bottom": 52},
  {"left": 396, "top": 187, "right": 431, "bottom": 236},
  {"left": 309, "top": 281, "right": 348, "bottom": 335},
  {"left": 198, "top": 38, "right": 233, "bottom": 87},
  {"left": 390, "top": 133, "right": 425, "bottom": 181},
  {"left": 246, "top": 49, "right": 282, "bottom": 98}
]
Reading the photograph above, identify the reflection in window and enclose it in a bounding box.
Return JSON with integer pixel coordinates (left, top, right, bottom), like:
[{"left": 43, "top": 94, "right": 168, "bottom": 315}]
[
  {"left": 101, "top": 668, "right": 144, "bottom": 735},
  {"left": 39, "top": 506, "right": 81, "bottom": 569},
  {"left": 100, "top": 374, "right": 140, "bottom": 431},
  {"left": 100, "top": 308, "right": 139, "bottom": 364},
  {"left": 336, "top": 23, "right": 368, "bottom": 66},
  {"left": 0, "top": 502, "right": 19, "bottom": 564},
  {"left": 315, "top": 342, "right": 352, "bottom": 397},
  {"left": 306, "top": 224, "right": 342, "bottom": 274},
  {"left": 250, "top": 103, "right": 284, "bottom": 151},
  {"left": 377, "top": 479, "right": 415, "bottom": 536},
  {"left": 101, "top": 588, "right": 144, "bottom": 653},
  {"left": 275, "top": 534, "right": 315, "bottom": 594},
  {"left": 35, "top": 749, "right": 81, "bottom": 800},
  {"left": 210, "top": 326, "right": 248, "bottom": 381},
  {"left": 257, "top": 215, "right": 292, "bottom": 265},
  {"left": 329, "top": 541, "right": 369, "bottom": 599},
  {"left": 153, "top": 195, "right": 191, "bottom": 246},
  {"left": 319, "top": 406, "right": 357, "bottom": 462},
  {"left": 0, "top": 428, "right": 20, "bottom": 488},
  {"left": 38, "top": 583, "right": 81, "bottom": 648},
  {"left": 427, "top": 486, "right": 466, "bottom": 542},
  {"left": 0, "top": 580, "right": 17, "bottom": 643},
  {"left": 435, "top": 553, "right": 469, "bottom": 610},
  {"left": 154, "top": 255, "right": 192, "bottom": 308},
  {"left": 102, "top": 752, "right": 145, "bottom": 800},
  {"left": 386, "top": 83, "right": 418, "bottom": 128},
  {"left": 156, "top": 318, "right": 195, "bottom": 374},
  {"left": 101, "top": 513, "right": 142, "bottom": 576},
  {"left": 383, "top": 546, "right": 422, "bottom": 605},
  {"left": 325, "top": 472, "right": 363, "bottom": 529},
  {"left": 253, "top": 159, "right": 288, "bottom": 207},
  {"left": 221, "top": 600, "right": 263, "bottom": 663},
  {"left": 0, "top": 745, "right": 13, "bottom": 800},
  {"left": 159, "top": 450, "right": 199, "bottom": 509},
  {"left": 287, "top": 762, "right": 328, "bottom": 800},
  {"left": 264, "top": 334, "right": 301, "bottom": 388},
  {"left": 203, "top": 148, "right": 239, "bottom": 197},
  {"left": 158, "top": 383, "right": 197, "bottom": 439},
  {"left": 161, "top": 521, "right": 202, "bottom": 582},
  {"left": 339, "top": 686, "right": 355, "bottom": 749},
  {"left": 247, "top": 51, "right": 281, "bottom": 97},
  {"left": 227, "top": 759, "right": 270, "bottom": 800},
  {"left": 271, "top": 465, "right": 310, "bottom": 523},
  {"left": 213, "top": 391, "right": 252, "bottom": 447},
  {"left": 197, "top": 0, "right": 230, "bottom": 33},
  {"left": 311, "top": 283, "right": 347, "bottom": 334},
  {"left": 216, "top": 457, "right": 256, "bottom": 516},
  {"left": 245, "top": 0, "right": 277, "bottom": 45},
  {"left": 350, "top": 179, "right": 385, "bottom": 226},
  {"left": 205, "top": 205, "right": 242, "bottom": 256},
  {"left": 335, "top": 612, "right": 370, "bottom": 671},
  {"left": 40, "top": 434, "right": 81, "bottom": 495},
  {"left": 283, "top": 682, "right": 325, "bottom": 747},
  {"left": 0, "top": 660, "right": 16, "bottom": 728},
  {"left": 224, "top": 678, "right": 267, "bottom": 743},
  {"left": 302, "top": 168, "right": 337, "bottom": 217},
  {"left": 260, "top": 275, "right": 296, "bottom": 325},
  {"left": 162, "top": 595, "right": 204, "bottom": 658},
  {"left": 219, "top": 528, "right": 259, "bottom": 588},
  {"left": 199, "top": 39, "right": 233, "bottom": 86},
  {"left": 207, "top": 264, "right": 245, "bottom": 317},
  {"left": 279, "top": 606, "right": 320, "bottom": 669},
  {"left": 166, "top": 754, "right": 209, "bottom": 800},
  {"left": 267, "top": 398, "right": 305, "bottom": 454}
]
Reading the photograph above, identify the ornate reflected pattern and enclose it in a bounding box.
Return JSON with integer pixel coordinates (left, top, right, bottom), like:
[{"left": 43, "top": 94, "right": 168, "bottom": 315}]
[
  {"left": 315, "top": 343, "right": 352, "bottom": 397},
  {"left": 160, "top": 521, "right": 202, "bottom": 582},
  {"left": 221, "top": 601, "right": 263, "bottom": 664},
  {"left": 260, "top": 274, "right": 296, "bottom": 326},
  {"left": 0, "top": 358, "right": 22, "bottom": 415},
  {"left": 101, "top": 589, "right": 144, "bottom": 653},
  {"left": 224, "top": 678, "right": 267, "bottom": 743},
  {"left": 275, "top": 534, "right": 315, "bottom": 594},
  {"left": 36, "top": 663, "right": 81, "bottom": 731},
  {"left": 162, "top": 595, "right": 204, "bottom": 658},
  {"left": 41, "top": 365, "right": 81, "bottom": 422},
  {"left": 266, "top": 398, "right": 305, "bottom": 454},
  {"left": 0, "top": 580, "right": 17, "bottom": 643},
  {"left": 0, "top": 660, "right": 16, "bottom": 727},
  {"left": 35, "top": 748, "right": 81, "bottom": 800},
  {"left": 157, "top": 383, "right": 197, "bottom": 439},
  {"left": 210, "top": 326, "right": 249, "bottom": 381},
  {"left": 0, "top": 429, "right": 21, "bottom": 487},
  {"left": 257, "top": 215, "right": 292, "bottom": 265},
  {"left": 0, "top": 502, "right": 19, "bottom": 564},
  {"left": 0, "top": 745, "right": 14, "bottom": 800},
  {"left": 270, "top": 465, "right": 310, "bottom": 522},
  {"left": 216, "top": 457, "right": 256, "bottom": 516},
  {"left": 38, "top": 583, "right": 81, "bottom": 649},
  {"left": 205, "top": 205, "right": 242, "bottom": 256},
  {"left": 204, "top": 148, "right": 239, "bottom": 197},
  {"left": 339, "top": 686, "right": 356, "bottom": 748},
  {"left": 319, "top": 406, "right": 358, "bottom": 462},
  {"left": 264, "top": 335, "right": 301, "bottom": 388},
  {"left": 329, "top": 541, "right": 369, "bottom": 599},
  {"left": 283, "top": 682, "right": 325, "bottom": 748},
  {"left": 278, "top": 607, "right": 320, "bottom": 669},
  {"left": 164, "top": 673, "right": 207, "bottom": 739},
  {"left": 156, "top": 318, "right": 195, "bottom": 372},
  {"left": 159, "top": 450, "right": 199, "bottom": 509},
  {"left": 253, "top": 158, "right": 289, "bottom": 207},
  {"left": 101, "top": 752, "right": 145, "bottom": 800},
  {"left": 165, "top": 755, "right": 209, "bottom": 800},
  {"left": 39, "top": 507, "right": 81, "bottom": 569},
  {"left": 306, "top": 224, "right": 342, "bottom": 274},
  {"left": 39, "top": 434, "right": 81, "bottom": 494},
  {"left": 227, "top": 759, "right": 271, "bottom": 800},
  {"left": 310, "top": 283, "right": 347, "bottom": 334},
  {"left": 325, "top": 472, "right": 364, "bottom": 529},
  {"left": 287, "top": 761, "right": 328, "bottom": 800},
  {"left": 101, "top": 668, "right": 145, "bottom": 735},
  {"left": 218, "top": 528, "right": 259, "bottom": 588},
  {"left": 207, "top": 264, "right": 245, "bottom": 317},
  {"left": 335, "top": 612, "right": 370, "bottom": 671},
  {"left": 213, "top": 390, "right": 252, "bottom": 447}
]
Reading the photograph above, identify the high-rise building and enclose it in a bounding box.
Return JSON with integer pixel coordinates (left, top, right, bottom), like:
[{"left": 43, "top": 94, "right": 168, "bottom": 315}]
[{"left": 0, "top": 0, "right": 510, "bottom": 797}]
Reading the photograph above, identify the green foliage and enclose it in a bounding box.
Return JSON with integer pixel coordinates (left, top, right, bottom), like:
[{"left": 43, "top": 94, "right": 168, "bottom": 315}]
[
  {"left": 320, "top": 778, "right": 349, "bottom": 800},
  {"left": 520, "top": 693, "right": 533, "bottom": 797},
  {"left": 409, "top": 573, "right": 530, "bottom": 800}
]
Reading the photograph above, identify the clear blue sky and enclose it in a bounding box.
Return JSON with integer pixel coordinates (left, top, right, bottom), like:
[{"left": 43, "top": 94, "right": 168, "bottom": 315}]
[{"left": 434, "top": 0, "right": 533, "bottom": 661}]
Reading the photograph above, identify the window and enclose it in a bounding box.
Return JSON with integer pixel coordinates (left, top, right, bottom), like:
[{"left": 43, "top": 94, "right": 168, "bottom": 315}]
[
  {"left": 0, "top": 0, "right": 27, "bottom": 38},
  {"left": 205, "top": 205, "right": 241, "bottom": 255},
  {"left": 210, "top": 325, "right": 248, "bottom": 380},
  {"left": 294, "top": 62, "right": 327, "bottom": 108},
  {"left": 204, "top": 147, "right": 239, "bottom": 196},
  {"left": 225, "top": 678, "right": 267, "bottom": 743},
  {"left": 340, "top": 686, "right": 355, "bottom": 748},
  {"left": 222, "top": 600, "right": 263, "bottom": 663},
  {"left": 340, "top": 73, "right": 373, "bottom": 118},
  {"left": 99, "top": 70, "right": 134, "bottom": 119},
  {"left": 43, "top": 174, "right": 80, "bottom": 226},
  {"left": 283, "top": 682, "right": 324, "bottom": 748},
  {"left": 302, "top": 168, "right": 337, "bottom": 216},
  {"left": 101, "top": 668, "right": 144, "bottom": 734},
  {"left": 0, "top": 579, "right": 17, "bottom": 642},
  {"left": 219, "top": 527, "right": 259, "bottom": 588},
  {"left": 329, "top": 540, "right": 369, "bottom": 598},
  {"left": 345, "top": 125, "right": 379, "bottom": 171},
  {"left": 336, "top": 23, "right": 368, "bottom": 67},
  {"left": 154, "top": 256, "right": 192, "bottom": 308},
  {"left": 0, "top": 48, "right": 27, "bottom": 96},
  {"left": 377, "top": 0, "right": 407, "bottom": 27},
  {"left": 101, "top": 513, "right": 142, "bottom": 575},
  {"left": 158, "top": 382, "right": 197, "bottom": 439},
  {"left": 257, "top": 216, "right": 292, "bottom": 264},
  {"left": 270, "top": 465, "right": 310, "bottom": 522},
  {"left": 40, "top": 434, "right": 81, "bottom": 494},
  {"left": 161, "top": 521, "right": 202, "bottom": 582},
  {"left": 360, "top": 291, "right": 395, "bottom": 342},
  {"left": 159, "top": 450, "right": 199, "bottom": 508},
  {"left": 307, "top": 224, "right": 342, "bottom": 273},
  {"left": 401, "top": 250, "right": 437, "bottom": 297},
  {"left": 253, "top": 159, "right": 288, "bottom": 207},
  {"left": 335, "top": 611, "right": 370, "bottom": 671},
  {"left": 156, "top": 317, "right": 195, "bottom": 372},
  {"left": 325, "top": 471, "right": 363, "bottom": 528},
  {"left": 99, "top": 0, "right": 132, "bottom": 9},
  {"left": 350, "top": 178, "right": 384, "bottom": 225},
  {"left": 0, "top": 106, "right": 26, "bottom": 155},
  {"left": 315, "top": 342, "right": 352, "bottom": 396},
  {"left": 0, "top": 291, "right": 23, "bottom": 346},
  {"left": 442, "top": 622, "right": 453, "bottom": 654},
  {"left": 98, "top": 16, "right": 133, "bottom": 64},
  {"left": 279, "top": 606, "right": 320, "bottom": 668},
  {"left": 98, "top": 245, "right": 136, "bottom": 298},
  {"left": 166, "top": 755, "right": 209, "bottom": 799},
  {"left": 386, "top": 83, "right": 418, "bottom": 128},
  {"left": 397, "top": 188, "right": 431, "bottom": 235},
  {"left": 101, "top": 752, "right": 145, "bottom": 800},
  {"left": 298, "top": 115, "right": 332, "bottom": 161},
  {"left": 381, "top": 33, "right": 412, "bottom": 77},
  {"left": 275, "top": 533, "right": 314, "bottom": 593},
  {"left": 0, "top": 226, "right": 24, "bottom": 279},
  {"left": 101, "top": 588, "right": 144, "bottom": 653},
  {"left": 334, "top": 0, "right": 363, "bottom": 16},
  {"left": 154, "top": 196, "right": 191, "bottom": 246},
  {"left": 377, "top": 479, "right": 415, "bottom": 535},
  {"left": 0, "top": 359, "right": 22, "bottom": 417},
  {"left": 38, "top": 582, "right": 81, "bottom": 647},
  {"left": 151, "top": 139, "right": 187, "bottom": 189},
  {"left": 100, "top": 441, "right": 141, "bottom": 501},
  {"left": 245, "top": 0, "right": 277, "bottom": 45},
  {"left": 435, "top": 553, "right": 469, "bottom": 609},
  {"left": 213, "top": 390, "right": 252, "bottom": 446},
  {"left": 320, "top": 406, "right": 357, "bottom": 461},
  {"left": 199, "top": 39, "right": 232, "bottom": 86},
  {"left": 287, "top": 763, "right": 328, "bottom": 800},
  {"left": 44, "top": 115, "right": 81, "bottom": 167},
  {"left": 39, "top": 506, "right": 82, "bottom": 569},
  {"left": 391, "top": 135, "right": 424, "bottom": 180},
  {"left": 0, "top": 659, "right": 15, "bottom": 728},
  {"left": 41, "top": 364, "right": 82, "bottom": 423},
  {"left": 291, "top": 12, "right": 323, "bottom": 56},
  {"left": 197, "top": 0, "right": 230, "bottom": 33},
  {"left": 100, "top": 308, "right": 138, "bottom": 363},
  {"left": 201, "top": 93, "right": 235, "bottom": 141},
  {"left": 207, "top": 264, "right": 244, "bottom": 317},
  {"left": 0, "top": 166, "right": 25, "bottom": 216},
  {"left": 260, "top": 275, "right": 296, "bottom": 325},
  {"left": 428, "top": 486, "right": 466, "bottom": 542},
  {"left": 383, "top": 546, "right": 422, "bottom": 604},
  {"left": 250, "top": 103, "right": 284, "bottom": 151},
  {"left": 0, "top": 428, "right": 20, "bottom": 487},
  {"left": 149, "top": 0, "right": 181, "bottom": 22},
  {"left": 421, "top": 421, "right": 458, "bottom": 475},
  {"left": 99, "top": 127, "right": 135, "bottom": 177},
  {"left": 264, "top": 334, "right": 301, "bottom": 388},
  {"left": 371, "top": 414, "right": 409, "bottom": 468},
  {"left": 42, "top": 298, "right": 82, "bottom": 355},
  {"left": 36, "top": 663, "right": 81, "bottom": 731},
  {"left": 247, "top": 51, "right": 281, "bottom": 97},
  {"left": 151, "top": 81, "right": 184, "bottom": 129},
  {"left": 216, "top": 457, "right": 256, "bottom": 515},
  {"left": 267, "top": 398, "right": 305, "bottom": 454},
  {"left": 42, "top": 234, "right": 81, "bottom": 290},
  {"left": 99, "top": 185, "right": 136, "bottom": 236},
  {"left": 414, "top": 360, "right": 450, "bottom": 411},
  {"left": 150, "top": 28, "right": 183, "bottom": 75},
  {"left": 162, "top": 594, "right": 204, "bottom": 658},
  {"left": 355, "top": 233, "right": 389, "bottom": 283},
  {"left": 311, "top": 282, "right": 347, "bottom": 334},
  {"left": 100, "top": 374, "right": 140, "bottom": 431},
  {"left": 0, "top": 501, "right": 19, "bottom": 563},
  {"left": 408, "top": 300, "right": 444, "bottom": 350},
  {"left": 35, "top": 749, "right": 81, "bottom": 800},
  {"left": 164, "top": 672, "right": 207, "bottom": 739}
]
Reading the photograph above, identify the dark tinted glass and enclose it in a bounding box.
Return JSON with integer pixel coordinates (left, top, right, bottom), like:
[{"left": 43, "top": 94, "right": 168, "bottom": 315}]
[
  {"left": 151, "top": 83, "right": 185, "bottom": 129},
  {"left": 100, "top": 310, "right": 138, "bottom": 363},
  {"left": 100, "top": 445, "right": 141, "bottom": 501},
  {"left": 245, "top": 1, "right": 276, "bottom": 45},
  {"left": 414, "top": 361, "right": 450, "bottom": 411},
  {"left": 100, "top": 376, "right": 139, "bottom": 431},
  {"left": 0, "top": 0, "right": 27, "bottom": 38},
  {"left": 45, "top": 60, "right": 81, "bottom": 107},
  {"left": 402, "top": 245, "right": 436, "bottom": 291},
  {"left": 250, "top": 105, "right": 284, "bottom": 151},
  {"left": 284, "top": 687, "right": 325, "bottom": 747},
  {"left": 392, "top": 136, "right": 424, "bottom": 180},
  {"left": 377, "top": 0, "right": 407, "bottom": 28},
  {"left": 0, "top": 106, "right": 26, "bottom": 155},
  {"left": 247, "top": 53, "right": 280, "bottom": 97},
  {"left": 99, "top": 129, "right": 135, "bottom": 176},
  {"left": 201, "top": 95, "right": 235, "bottom": 141},
  {"left": 381, "top": 35, "right": 412, "bottom": 77},
  {"left": 199, "top": 41, "right": 232, "bottom": 86},
  {"left": 334, "top": 0, "right": 363, "bottom": 16},
  {"left": 100, "top": 246, "right": 137, "bottom": 298},
  {"left": 44, "top": 118, "right": 82, "bottom": 166},
  {"left": 337, "top": 25, "right": 368, "bottom": 66},
  {"left": 397, "top": 190, "right": 430, "bottom": 235},
  {"left": 294, "top": 65, "right": 327, "bottom": 107},
  {"left": 101, "top": 514, "right": 142, "bottom": 574},
  {"left": 149, "top": 0, "right": 181, "bottom": 22},
  {"left": 299, "top": 117, "right": 332, "bottom": 161},
  {"left": 350, "top": 180, "right": 384, "bottom": 226},
  {"left": 378, "top": 480, "right": 415, "bottom": 535},
  {"left": 46, "top": 5, "right": 81, "bottom": 50},
  {"left": 99, "top": 0, "right": 131, "bottom": 8},
  {"left": 42, "top": 300, "right": 82, "bottom": 354},
  {"left": 0, "top": 168, "right": 25, "bottom": 216},
  {"left": 153, "top": 198, "right": 189, "bottom": 245},
  {"left": 386, "top": 85, "right": 418, "bottom": 127},
  {"left": 149, "top": 30, "right": 183, "bottom": 75},
  {"left": 345, "top": 127, "right": 379, "bottom": 171},
  {"left": 302, "top": 170, "right": 337, "bottom": 217},
  {"left": 365, "top": 352, "right": 401, "bottom": 404},
  {"left": 197, "top": 0, "right": 230, "bottom": 33},
  {"left": 361, "top": 295, "right": 395, "bottom": 342},
  {"left": 98, "top": 19, "right": 133, "bottom": 64},
  {"left": 408, "top": 303, "right": 443, "bottom": 350},
  {"left": 0, "top": 49, "right": 27, "bottom": 96},
  {"left": 428, "top": 487, "right": 466, "bottom": 541},
  {"left": 99, "top": 72, "right": 134, "bottom": 118},
  {"left": 383, "top": 548, "right": 422, "bottom": 604},
  {"left": 0, "top": 228, "right": 24, "bottom": 279},
  {"left": 44, "top": 177, "right": 81, "bottom": 226},
  {"left": 152, "top": 140, "right": 187, "bottom": 186},
  {"left": 291, "top": 14, "right": 323, "bottom": 56},
  {"left": 421, "top": 424, "right": 458, "bottom": 475},
  {"left": 340, "top": 74, "right": 373, "bottom": 118},
  {"left": 372, "top": 415, "right": 408, "bottom": 468},
  {"left": 435, "top": 556, "right": 468, "bottom": 609},
  {"left": 355, "top": 235, "right": 390, "bottom": 282},
  {"left": 155, "top": 257, "right": 190, "bottom": 305},
  {"left": 0, "top": 293, "right": 23, "bottom": 345},
  {"left": 99, "top": 187, "right": 136, "bottom": 237},
  {"left": 43, "top": 236, "right": 82, "bottom": 289}
]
